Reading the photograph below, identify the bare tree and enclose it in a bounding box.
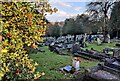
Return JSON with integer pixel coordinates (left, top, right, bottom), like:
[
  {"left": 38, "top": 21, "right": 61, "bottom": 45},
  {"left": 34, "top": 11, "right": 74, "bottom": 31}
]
[{"left": 86, "top": 0, "right": 115, "bottom": 42}]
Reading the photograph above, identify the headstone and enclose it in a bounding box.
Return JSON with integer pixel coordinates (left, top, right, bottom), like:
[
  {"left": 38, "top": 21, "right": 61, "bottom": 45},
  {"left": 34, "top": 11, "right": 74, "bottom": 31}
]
[
  {"left": 107, "top": 34, "right": 110, "bottom": 43},
  {"left": 83, "top": 33, "right": 87, "bottom": 43},
  {"left": 88, "top": 33, "right": 92, "bottom": 42},
  {"left": 97, "top": 36, "right": 101, "bottom": 45},
  {"left": 72, "top": 42, "right": 80, "bottom": 56}
]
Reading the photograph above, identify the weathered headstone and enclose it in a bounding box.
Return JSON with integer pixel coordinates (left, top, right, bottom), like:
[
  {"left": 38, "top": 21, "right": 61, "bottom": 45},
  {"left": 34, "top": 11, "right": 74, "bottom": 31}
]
[
  {"left": 72, "top": 42, "right": 80, "bottom": 56},
  {"left": 97, "top": 36, "right": 101, "bottom": 45},
  {"left": 83, "top": 33, "right": 87, "bottom": 43},
  {"left": 107, "top": 34, "right": 110, "bottom": 43}
]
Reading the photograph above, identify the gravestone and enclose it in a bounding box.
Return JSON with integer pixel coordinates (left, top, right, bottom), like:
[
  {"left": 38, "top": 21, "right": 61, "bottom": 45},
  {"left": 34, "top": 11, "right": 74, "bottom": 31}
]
[
  {"left": 72, "top": 42, "right": 80, "bottom": 56},
  {"left": 83, "top": 33, "right": 87, "bottom": 43},
  {"left": 103, "top": 48, "right": 120, "bottom": 57},
  {"left": 97, "top": 36, "right": 101, "bottom": 45},
  {"left": 107, "top": 34, "right": 110, "bottom": 43}
]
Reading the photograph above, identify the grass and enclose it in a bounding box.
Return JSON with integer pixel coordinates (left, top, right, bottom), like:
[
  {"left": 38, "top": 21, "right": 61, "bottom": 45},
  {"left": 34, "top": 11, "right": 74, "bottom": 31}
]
[
  {"left": 29, "top": 41, "right": 119, "bottom": 79},
  {"left": 29, "top": 46, "right": 99, "bottom": 79},
  {"left": 30, "top": 46, "right": 73, "bottom": 79},
  {"left": 83, "top": 41, "right": 119, "bottom": 52}
]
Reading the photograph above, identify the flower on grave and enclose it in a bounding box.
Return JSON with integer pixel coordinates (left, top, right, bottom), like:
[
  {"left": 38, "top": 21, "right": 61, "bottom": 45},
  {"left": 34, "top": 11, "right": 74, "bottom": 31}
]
[
  {"left": 72, "top": 57, "right": 81, "bottom": 62},
  {"left": 76, "top": 58, "right": 81, "bottom": 62}
]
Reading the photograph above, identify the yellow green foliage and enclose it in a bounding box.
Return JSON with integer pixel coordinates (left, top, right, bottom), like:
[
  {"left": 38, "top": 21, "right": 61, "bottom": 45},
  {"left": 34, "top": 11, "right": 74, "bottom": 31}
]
[{"left": 0, "top": 1, "right": 57, "bottom": 80}]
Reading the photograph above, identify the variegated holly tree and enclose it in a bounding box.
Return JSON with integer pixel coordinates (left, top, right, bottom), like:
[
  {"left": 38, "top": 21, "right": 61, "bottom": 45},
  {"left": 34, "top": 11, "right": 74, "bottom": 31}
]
[{"left": 0, "top": 1, "right": 57, "bottom": 80}]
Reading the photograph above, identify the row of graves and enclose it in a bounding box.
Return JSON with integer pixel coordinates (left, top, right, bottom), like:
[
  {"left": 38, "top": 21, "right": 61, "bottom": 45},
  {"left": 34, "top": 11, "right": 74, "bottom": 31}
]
[
  {"left": 27, "top": 33, "right": 117, "bottom": 55},
  {"left": 42, "top": 35, "right": 120, "bottom": 81},
  {"left": 76, "top": 35, "right": 120, "bottom": 81},
  {"left": 76, "top": 46, "right": 120, "bottom": 81},
  {"left": 22, "top": 33, "right": 115, "bottom": 55},
  {"left": 76, "top": 41, "right": 120, "bottom": 80},
  {"left": 84, "top": 55, "right": 120, "bottom": 81},
  {"left": 43, "top": 35, "right": 120, "bottom": 61},
  {"left": 43, "top": 34, "right": 111, "bottom": 55},
  {"left": 47, "top": 36, "right": 74, "bottom": 55},
  {"left": 23, "top": 34, "right": 120, "bottom": 80}
]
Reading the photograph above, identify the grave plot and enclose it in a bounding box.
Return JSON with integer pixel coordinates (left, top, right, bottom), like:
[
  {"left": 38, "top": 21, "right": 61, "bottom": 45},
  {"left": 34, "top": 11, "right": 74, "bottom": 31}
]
[
  {"left": 73, "top": 57, "right": 120, "bottom": 81},
  {"left": 44, "top": 37, "right": 55, "bottom": 46},
  {"left": 29, "top": 46, "right": 100, "bottom": 79},
  {"left": 48, "top": 42, "right": 69, "bottom": 55},
  {"left": 76, "top": 47, "right": 120, "bottom": 62},
  {"left": 73, "top": 42, "right": 120, "bottom": 62},
  {"left": 103, "top": 48, "right": 120, "bottom": 57},
  {"left": 31, "top": 38, "right": 120, "bottom": 80},
  {"left": 47, "top": 39, "right": 74, "bottom": 56},
  {"left": 84, "top": 59, "right": 120, "bottom": 81},
  {"left": 104, "top": 58, "right": 120, "bottom": 73},
  {"left": 76, "top": 49, "right": 110, "bottom": 61}
]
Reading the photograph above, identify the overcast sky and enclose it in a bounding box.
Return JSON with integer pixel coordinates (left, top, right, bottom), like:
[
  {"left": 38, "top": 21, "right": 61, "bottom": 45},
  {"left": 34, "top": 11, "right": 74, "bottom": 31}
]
[{"left": 46, "top": 0, "right": 88, "bottom": 22}]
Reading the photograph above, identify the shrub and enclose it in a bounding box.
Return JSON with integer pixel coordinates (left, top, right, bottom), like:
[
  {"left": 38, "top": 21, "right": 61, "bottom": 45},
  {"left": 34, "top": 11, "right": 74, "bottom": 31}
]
[{"left": 0, "top": 1, "right": 57, "bottom": 80}]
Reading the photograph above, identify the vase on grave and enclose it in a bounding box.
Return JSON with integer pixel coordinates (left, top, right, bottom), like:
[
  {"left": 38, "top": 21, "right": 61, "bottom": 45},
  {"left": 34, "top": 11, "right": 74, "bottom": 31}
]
[{"left": 72, "top": 57, "right": 81, "bottom": 71}]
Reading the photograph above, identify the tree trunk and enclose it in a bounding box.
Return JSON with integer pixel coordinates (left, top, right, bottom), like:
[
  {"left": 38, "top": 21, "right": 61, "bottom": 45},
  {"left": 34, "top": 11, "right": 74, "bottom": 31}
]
[{"left": 103, "top": 15, "right": 108, "bottom": 43}]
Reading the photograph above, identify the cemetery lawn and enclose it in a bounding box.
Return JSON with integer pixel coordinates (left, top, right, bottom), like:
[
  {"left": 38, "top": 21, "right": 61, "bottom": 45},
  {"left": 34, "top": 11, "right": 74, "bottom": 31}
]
[
  {"left": 84, "top": 41, "right": 120, "bottom": 52},
  {"left": 29, "top": 46, "right": 99, "bottom": 79},
  {"left": 29, "top": 41, "right": 119, "bottom": 79}
]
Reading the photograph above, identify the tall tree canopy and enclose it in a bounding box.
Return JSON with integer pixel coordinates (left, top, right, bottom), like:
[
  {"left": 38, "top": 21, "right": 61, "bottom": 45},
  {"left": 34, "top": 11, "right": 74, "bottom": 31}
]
[
  {"left": 62, "top": 14, "right": 99, "bottom": 35},
  {"left": 110, "top": 1, "right": 120, "bottom": 31},
  {"left": 86, "top": 0, "right": 115, "bottom": 41},
  {"left": 62, "top": 18, "right": 75, "bottom": 35},
  {"left": 50, "top": 22, "right": 60, "bottom": 38},
  {"left": 109, "top": 1, "right": 120, "bottom": 38}
]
